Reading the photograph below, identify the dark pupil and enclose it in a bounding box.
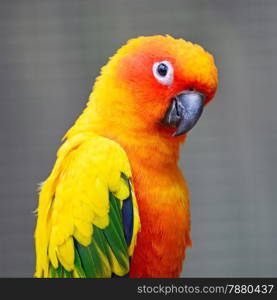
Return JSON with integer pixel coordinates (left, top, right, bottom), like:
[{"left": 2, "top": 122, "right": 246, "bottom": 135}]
[{"left": 157, "top": 63, "right": 168, "bottom": 76}]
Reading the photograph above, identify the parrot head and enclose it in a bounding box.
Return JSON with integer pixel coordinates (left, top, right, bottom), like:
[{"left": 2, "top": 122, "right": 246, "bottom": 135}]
[
  {"left": 72, "top": 35, "right": 218, "bottom": 144},
  {"left": 93, "top": 35, "right": 218, "bottom": 138}
]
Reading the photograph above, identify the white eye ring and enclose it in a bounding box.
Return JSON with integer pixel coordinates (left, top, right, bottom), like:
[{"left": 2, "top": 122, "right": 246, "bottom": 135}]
[{"left": 152, "top": 61, "right": 174, "bottom": 86}]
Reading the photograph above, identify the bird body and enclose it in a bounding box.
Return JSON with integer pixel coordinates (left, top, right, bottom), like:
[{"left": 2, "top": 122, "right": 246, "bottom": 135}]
[{"left": 35, "top": 35, "right": 218, "bottom": 278}]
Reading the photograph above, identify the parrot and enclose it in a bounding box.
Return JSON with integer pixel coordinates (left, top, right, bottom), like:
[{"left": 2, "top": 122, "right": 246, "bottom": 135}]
[{"left": 34, "top": 35, "right": 218, "bottom": 278}]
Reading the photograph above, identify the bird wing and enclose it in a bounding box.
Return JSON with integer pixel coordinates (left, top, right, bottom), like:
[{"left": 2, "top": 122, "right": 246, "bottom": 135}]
[{"left": 34, "top": 133, "right": 140, "bottom": 278}]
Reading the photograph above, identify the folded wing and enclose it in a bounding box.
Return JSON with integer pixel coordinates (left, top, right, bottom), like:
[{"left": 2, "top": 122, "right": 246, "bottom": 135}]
[{"left": 34, "top": 133, "right": 140, "bottom": 278}]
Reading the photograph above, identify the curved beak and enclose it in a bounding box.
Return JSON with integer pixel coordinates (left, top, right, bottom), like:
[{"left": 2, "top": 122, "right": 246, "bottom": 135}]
[{"left": 162, "top": 90, "right": 205, "bottom": 136}]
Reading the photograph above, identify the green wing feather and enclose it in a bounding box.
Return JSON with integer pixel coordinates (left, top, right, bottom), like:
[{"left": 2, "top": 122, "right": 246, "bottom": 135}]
[{"left": 50, "top": 183, "right": 131, "bottom": 278}]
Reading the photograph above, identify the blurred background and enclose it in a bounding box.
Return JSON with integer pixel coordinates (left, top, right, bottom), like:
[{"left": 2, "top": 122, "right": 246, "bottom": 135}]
[{"left": 0, "top": 0, "right": 277, "bottom": 277}]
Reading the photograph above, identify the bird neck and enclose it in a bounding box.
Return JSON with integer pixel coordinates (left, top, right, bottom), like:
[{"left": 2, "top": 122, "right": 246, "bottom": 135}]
[{"left": 65, "top": 83, "right": 186, "bottom": 168}]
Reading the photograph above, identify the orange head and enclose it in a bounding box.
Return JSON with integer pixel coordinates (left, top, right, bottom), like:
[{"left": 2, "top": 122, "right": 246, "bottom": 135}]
[{"left": 76, "top": 35, "right": 218, "bottom": 141}]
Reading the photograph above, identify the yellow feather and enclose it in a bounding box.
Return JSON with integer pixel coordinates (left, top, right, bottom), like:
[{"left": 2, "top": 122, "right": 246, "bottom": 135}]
[
  {"left": 128, "top": 186, "right": 141, "bottom": 255},
  {"left": 73, "top": 269, "right": 81, "bottom": 278},
  {"left": 93, "top": 214, "right": 109, "bottom": 229},
  {"left": 107, "top": 164, "right": 121, "bottom": 192},
  {"left": 57, "top": 237, "right": 75, "bottom": 271},
  {"left": 74, "top": 219, "right": 93, "bottom": 238},
  {"left": 73, "top": 227, "right": 91, "bottom": 246},
  {"left": 114, "top": 177, "right": 130, "bottom": 200},
  {"left": 90, "top": 178, "right": 109, "bottom": 217},
  {"left": 95, "top": 244, "right": 112, "bottom": 277},
  {"left": 48, "top": 239, "right": 58, "bottom": 268},
  {"left": 34, "top": 133, "right": 140, "bottom": 277},
  {"left": 107, "top": 245, "right": 129, "bottom": 276}
]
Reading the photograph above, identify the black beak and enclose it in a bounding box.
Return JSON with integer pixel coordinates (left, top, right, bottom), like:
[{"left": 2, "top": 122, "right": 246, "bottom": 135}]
[{"left": 162, "top": 90, "right": 205, "bottom": 136}]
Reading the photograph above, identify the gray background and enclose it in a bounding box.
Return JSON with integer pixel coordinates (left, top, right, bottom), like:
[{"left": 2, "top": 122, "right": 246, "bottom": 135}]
[{"left": 0, "top": 0, "right": 276, "bottom": 277}]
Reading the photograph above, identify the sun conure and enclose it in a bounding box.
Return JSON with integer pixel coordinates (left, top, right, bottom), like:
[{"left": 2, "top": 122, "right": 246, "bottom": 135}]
[{"left": 34, "top": 35, "right": 218, "bottom": 278}]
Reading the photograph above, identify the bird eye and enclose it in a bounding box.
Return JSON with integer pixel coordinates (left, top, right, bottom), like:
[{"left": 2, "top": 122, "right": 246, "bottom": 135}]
[
  {"left": 152, "top": 61, "right": 174, "bottom": 86},
  {"left": 157, "top": 63, "right": 168, "bottom": 76}
]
